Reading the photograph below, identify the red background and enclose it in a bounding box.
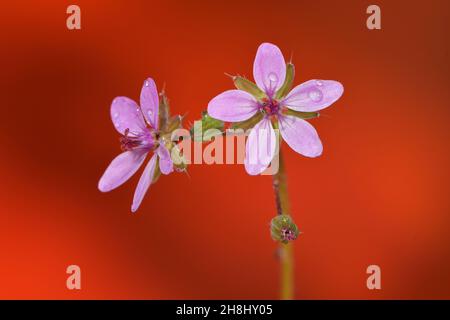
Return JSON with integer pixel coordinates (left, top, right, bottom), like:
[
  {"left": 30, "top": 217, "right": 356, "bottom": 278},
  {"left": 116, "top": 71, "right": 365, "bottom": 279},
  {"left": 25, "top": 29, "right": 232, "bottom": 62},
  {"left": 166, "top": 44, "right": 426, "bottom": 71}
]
[{"left": 1, "top": 0, "right": 449, "bottom": 299}]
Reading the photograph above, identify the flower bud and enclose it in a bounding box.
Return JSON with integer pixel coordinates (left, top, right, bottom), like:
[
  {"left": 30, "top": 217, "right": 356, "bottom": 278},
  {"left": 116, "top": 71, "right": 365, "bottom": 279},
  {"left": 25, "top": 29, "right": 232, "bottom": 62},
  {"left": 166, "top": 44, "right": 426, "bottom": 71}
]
[
  {"left": 275, "top": 62, "right": 295, "bottom": 100},
  {"left": 232, "top": 76, "right": 267, "bottom": 100},
  {"left": 270, "top": 215, "right": 300, "bottom": 244}
]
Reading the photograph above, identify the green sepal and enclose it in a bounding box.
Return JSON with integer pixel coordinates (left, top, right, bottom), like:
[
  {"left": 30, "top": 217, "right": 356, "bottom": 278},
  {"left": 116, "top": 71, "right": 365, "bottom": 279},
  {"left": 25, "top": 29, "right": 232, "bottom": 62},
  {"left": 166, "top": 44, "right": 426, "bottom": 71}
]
[
  {"left": 283, "top": 109, "right": 320, "bottom": 120},
  {"left": 232, "top": 76, "right": 267, "bottom": 100},
  {"left": 231, "top": 112, "right": 264, "bottom": 131},
  {"left": 275, "top": 62, "right": 295, "bottom": 100},
  {"left": 152, "top": 158, "right": 161, "bottom": 184},
  {"left": 171, "top": 145, "right": 188, "bottom": 171},
  {"left": 164, "top": 115, "right": 183, "bottom": 133},
  {"left": 159, "top": 91, "right": 170, "bottom": 130}
]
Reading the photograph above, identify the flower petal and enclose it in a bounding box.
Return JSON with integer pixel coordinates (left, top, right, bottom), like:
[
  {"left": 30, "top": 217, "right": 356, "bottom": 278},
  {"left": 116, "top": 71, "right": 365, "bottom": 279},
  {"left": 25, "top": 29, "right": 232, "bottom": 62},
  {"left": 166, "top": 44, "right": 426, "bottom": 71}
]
[
  {"left": 244, "top": 118, "right": 277, "bottom": 175},
  {"left": 98, "top": 150, "right": 148, "bottom": 192},
  {"left": 279, "top": 115, "right": 323, "bottom": 157},
  {"left": 282, "top": 80, "right": 344, "bottom": 112},
  {"left": 253, "top": 43, "right": 286, "bottom": 97},
  {"left": 157, "top": 144, "right": 174, "bottom": 175},
  {"left": 207, "top": 90, "right": 259, "bottom": 122},
  {"left": 140, "top": 78, "right": 159, "bottom": 130},
  {"left": 110, "top": 97, "right": 146, "bottom": 135},
  {"left": 131, "top": 154, "right": 158, "bottom": 213}
]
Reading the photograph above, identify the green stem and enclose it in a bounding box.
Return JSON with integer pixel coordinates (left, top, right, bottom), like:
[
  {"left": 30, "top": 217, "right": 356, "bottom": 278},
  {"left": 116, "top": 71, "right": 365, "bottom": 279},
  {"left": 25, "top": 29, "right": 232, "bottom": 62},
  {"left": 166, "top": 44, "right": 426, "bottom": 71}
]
[{"left": 272, "top": 150, "right": 294, "bottom": 300}]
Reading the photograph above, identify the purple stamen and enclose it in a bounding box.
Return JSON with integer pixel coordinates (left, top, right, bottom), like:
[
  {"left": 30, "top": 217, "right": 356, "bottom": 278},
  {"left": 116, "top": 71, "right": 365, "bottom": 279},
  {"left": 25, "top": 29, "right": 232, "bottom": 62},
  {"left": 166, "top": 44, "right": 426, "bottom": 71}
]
[
  {"left": 119, "top": 128, "right": 155, "bottom": 152},
  {"left": 261, "top": 99, "right": 280, "bottom": 116}
]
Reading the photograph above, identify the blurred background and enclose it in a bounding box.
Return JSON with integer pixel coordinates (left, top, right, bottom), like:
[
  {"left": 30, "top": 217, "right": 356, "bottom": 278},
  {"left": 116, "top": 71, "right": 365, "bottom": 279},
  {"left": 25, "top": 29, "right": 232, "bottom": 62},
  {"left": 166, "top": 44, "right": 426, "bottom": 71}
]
[{"left": 0, "top": 0, "right": 449, "bottom": 299}]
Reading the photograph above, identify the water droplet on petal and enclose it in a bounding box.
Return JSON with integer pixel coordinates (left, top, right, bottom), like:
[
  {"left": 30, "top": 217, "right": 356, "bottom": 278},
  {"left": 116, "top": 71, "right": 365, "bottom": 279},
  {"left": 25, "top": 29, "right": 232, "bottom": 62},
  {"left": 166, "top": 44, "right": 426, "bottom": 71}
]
[
  {"left": 308, "top": 89, "right": 323, "bottom": 102},
  {"left": 268, "top": 72, "right": 278, "bottom": 83},
  {"left": 145, "top": 81, "right": 149, "bottom": 87},
  {"left": 316, "top": 80, "right": 323, "bottom": 86}
]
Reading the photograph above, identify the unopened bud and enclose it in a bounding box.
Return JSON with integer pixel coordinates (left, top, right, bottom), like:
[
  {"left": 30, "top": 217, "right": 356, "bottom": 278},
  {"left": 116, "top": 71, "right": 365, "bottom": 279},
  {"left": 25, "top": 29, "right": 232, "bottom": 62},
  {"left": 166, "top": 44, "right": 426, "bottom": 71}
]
[{"left": 270, "top": 215, "right": 300, "bottom": 244}]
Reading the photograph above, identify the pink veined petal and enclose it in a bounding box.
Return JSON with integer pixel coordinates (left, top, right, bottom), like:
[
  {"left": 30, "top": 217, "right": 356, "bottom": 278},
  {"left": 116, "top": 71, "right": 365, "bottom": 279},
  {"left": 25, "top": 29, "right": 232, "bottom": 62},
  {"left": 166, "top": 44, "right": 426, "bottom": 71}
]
[
  {"left": 279, "top": 115, "right": 323, "bottom": 158},
  {"left": 110, "top": 97, "right": 146, "bottom": 135},
  {"left": 282, "top": 80, "right": 344, "bottom": 112},
  {"left": 253, "top": 42, "right": 286, "bottom": 98},
  {"left": 98, "top": 150, "right": 148, "bottom": 192},
  {"left": 131, "top": 154, "right": 158, "bottom": 213},
  {"left": 207, "top": 90, "right": 259, "bottom": 122},
  {"left": 157, "top": 144, "right": 174, "bottom": 175},
  {"left": 140, "top": 78, "right": 160, "bottom": 130},
  {"left": 244, "top": 118, "right": 277, "bottom": 175}
]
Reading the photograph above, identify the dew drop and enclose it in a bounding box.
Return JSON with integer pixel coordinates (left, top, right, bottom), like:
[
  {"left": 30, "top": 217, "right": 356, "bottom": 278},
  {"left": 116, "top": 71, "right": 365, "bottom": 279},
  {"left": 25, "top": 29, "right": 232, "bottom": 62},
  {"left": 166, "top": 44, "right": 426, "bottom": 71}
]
[
  {"left": 308, "top": 89, "right": 323, "bottom": 102},
  {"left": 145, "top": 81, "right": 149, "bottom": 87},
  {"left": 268, "top": 72, "right": 278, "bottom": 83}
]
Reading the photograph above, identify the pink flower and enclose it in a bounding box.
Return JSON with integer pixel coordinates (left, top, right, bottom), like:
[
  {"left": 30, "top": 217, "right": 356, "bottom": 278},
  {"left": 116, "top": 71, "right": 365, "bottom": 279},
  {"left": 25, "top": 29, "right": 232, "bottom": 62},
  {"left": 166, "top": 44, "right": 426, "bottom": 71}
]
[
  {"left": 98, "top": 78, "right": 174, "bottom": 212},
  {"left": 207, "top": 43, "right": 344, "bottom": 175}
]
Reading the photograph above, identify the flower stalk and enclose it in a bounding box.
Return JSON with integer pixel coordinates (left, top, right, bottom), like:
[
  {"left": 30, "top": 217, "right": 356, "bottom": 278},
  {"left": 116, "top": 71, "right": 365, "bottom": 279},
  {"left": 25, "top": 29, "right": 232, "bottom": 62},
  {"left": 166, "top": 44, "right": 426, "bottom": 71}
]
[{"left": 272, "top": 151, "right": 294, "bottom": 300}]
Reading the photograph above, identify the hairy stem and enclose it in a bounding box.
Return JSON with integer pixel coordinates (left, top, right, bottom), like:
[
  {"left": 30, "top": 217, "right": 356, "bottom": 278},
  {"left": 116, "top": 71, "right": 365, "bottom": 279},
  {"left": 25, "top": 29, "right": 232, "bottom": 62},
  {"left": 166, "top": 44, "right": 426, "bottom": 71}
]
[{"left": 272, "top": 150, "right": 294, "bottom": 300}]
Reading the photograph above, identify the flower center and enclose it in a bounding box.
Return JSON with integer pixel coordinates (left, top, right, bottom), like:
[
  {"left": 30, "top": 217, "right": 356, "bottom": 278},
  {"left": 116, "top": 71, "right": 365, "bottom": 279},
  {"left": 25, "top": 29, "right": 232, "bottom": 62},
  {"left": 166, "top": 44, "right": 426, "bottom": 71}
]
[
  {"left": 119, "top": 128, "right": 155, "bottom": 152},
  {"left": 261, "top": 99, "right": 280, "bottom": 116}
]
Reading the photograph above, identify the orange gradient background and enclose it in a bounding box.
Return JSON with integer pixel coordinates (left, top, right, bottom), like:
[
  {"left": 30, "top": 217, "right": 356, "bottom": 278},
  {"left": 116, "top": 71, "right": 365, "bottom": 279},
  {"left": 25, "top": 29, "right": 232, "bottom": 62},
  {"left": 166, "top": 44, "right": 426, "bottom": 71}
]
[{"left": 1, "top": 0, "right": 449, "bottom": 299}]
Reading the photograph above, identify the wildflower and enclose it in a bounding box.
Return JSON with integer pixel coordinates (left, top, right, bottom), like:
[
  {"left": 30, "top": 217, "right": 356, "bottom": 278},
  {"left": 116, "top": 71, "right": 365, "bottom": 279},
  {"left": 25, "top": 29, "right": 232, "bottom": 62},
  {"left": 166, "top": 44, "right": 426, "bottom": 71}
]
[
  {"left": 207, "top": 43, "right": 344, "bottom": 175},
  {"left": 98, "top": 78, "right": 180, "bottom": 212}
]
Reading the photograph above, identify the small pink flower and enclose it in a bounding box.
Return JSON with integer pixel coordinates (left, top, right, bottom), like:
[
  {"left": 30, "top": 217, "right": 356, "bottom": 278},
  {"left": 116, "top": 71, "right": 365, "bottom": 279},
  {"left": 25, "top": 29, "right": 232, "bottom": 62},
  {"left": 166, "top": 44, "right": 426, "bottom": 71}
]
[
  {"left": 207, "top": 43, "right": 344, "bottom": 175},
  {"left": 98, "top": 78, "right": 174, "bottom": 212}
]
